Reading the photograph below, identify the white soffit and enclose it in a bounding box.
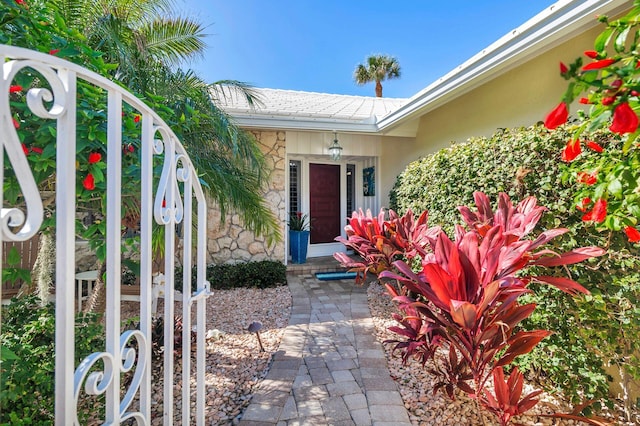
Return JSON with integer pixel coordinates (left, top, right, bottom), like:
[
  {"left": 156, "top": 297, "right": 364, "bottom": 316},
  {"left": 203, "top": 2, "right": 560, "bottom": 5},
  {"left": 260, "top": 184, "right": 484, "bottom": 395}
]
[{"left": 377, "top": 0, "right": 630, "bottom": 134}]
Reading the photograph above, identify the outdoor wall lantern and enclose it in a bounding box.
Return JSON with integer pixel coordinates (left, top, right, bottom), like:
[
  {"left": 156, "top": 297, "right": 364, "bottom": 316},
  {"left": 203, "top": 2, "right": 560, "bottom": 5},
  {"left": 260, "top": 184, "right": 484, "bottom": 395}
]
[{"left": 329, "top": 131, "right": 343, "bottom": 161}]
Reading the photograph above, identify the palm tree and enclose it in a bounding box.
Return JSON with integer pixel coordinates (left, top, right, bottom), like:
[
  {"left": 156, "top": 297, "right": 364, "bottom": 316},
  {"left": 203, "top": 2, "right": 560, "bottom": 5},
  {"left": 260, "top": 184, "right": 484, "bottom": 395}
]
[{"left": 353, "top": 54, "right": 401, "bottom": 97}]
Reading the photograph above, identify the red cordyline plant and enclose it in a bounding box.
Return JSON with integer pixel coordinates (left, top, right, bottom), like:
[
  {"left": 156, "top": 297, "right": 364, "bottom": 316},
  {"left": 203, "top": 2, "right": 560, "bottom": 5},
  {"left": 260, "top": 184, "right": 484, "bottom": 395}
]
[
  {"left": 335, "top": 192, "right": 606, "bottom": 425},
  {"left": 334, "top": 208, "right": 440, "bottom": 284}
]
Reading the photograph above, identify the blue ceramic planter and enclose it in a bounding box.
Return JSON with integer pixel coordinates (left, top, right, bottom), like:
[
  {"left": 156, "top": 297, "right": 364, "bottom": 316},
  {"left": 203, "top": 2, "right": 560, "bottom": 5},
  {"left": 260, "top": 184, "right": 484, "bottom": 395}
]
[{"left": 289, "top": 230, "right": 310, "bottom": 264}]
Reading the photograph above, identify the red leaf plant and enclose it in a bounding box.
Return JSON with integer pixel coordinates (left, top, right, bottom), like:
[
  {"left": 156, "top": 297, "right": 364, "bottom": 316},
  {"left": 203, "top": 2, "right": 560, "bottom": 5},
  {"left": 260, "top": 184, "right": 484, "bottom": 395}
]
[
  {"left": 334, "top": 208, "right": 440, "bottom": 284},
  {"left": 482, "top": 366, "right": 542, "bottom": 426},
  {"left": 335, "top": 192, "right": 605, "bottom": 425}
]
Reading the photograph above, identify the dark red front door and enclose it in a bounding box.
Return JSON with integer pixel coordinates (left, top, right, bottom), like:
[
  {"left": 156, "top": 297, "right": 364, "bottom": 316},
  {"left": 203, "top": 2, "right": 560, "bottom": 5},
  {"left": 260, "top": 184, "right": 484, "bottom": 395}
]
[{"left": 309, "top": 163, "right": 340, "bottom": 244}]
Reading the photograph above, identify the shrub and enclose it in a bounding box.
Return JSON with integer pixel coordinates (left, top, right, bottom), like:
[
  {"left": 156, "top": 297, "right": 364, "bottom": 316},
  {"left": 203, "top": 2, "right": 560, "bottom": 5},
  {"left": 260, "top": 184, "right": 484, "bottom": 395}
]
[
  {"left": 0, "top": 295, "right": 104, "bottom": 424},
  {"left": 206, "top": 260, "right": 287, "bottom": 290},
  {"left": 175, "top": 260, "right": 287, "bottom": 292},
  {"left": 389, "top": 124, "right": 640, "bottom": 410}
]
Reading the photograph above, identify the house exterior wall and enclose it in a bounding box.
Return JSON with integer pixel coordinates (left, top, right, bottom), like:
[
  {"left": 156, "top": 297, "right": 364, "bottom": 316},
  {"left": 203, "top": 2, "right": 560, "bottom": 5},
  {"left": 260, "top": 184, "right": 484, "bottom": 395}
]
[
  {"left": 205, "top": 130, "right": 287, "bottom": 264},
  {"left": 205, "top": 129, "right": 388, "bottom": 264},
  {"left": 378, "top": 135, "right": 417, "bottom": 209}
]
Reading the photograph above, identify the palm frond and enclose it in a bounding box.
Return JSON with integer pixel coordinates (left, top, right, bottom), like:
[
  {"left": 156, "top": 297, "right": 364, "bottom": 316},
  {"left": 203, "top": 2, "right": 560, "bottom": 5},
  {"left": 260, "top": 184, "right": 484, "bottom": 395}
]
[
  {"left": 141, "top": 18, "right": 207, "bottom": 67},
  {"left": 211, "top": 80, "right": 266, "bottom": 110},
  {"left": 49, "top": 0, "right": 86, "bottom": 29},
  {"left": 39, "top": 0, "right": 280, "bottom": 241},
  {"left": 354, "top": 64, "right": 372, "bottom": 85}
]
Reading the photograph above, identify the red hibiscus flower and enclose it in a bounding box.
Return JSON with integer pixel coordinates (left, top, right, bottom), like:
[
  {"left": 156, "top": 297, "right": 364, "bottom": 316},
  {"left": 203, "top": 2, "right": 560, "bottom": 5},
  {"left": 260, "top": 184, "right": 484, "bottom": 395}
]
[
  {"left": 9, "top": 85, "right": 22, "bottom": 93},
  {"left": 602, "top": 96, "right": 616, "bottom": 106},
  {"left": 544, "top": 102, "right": 569, "bottom": 129},
  {"left": 577, "top": 171, "right": 597, "bottom": 185},
  {"left": 610, "top": 102, "right": 639, "bottom": 134},
  {"left": 624, "top": 226, "right": 640, "bottom": 243},
  {"left": 586, "top": 141, "right": 604, "bottom": 152},
  {"left": 49, "top": 49, "right": 60, "bottom": 55},
  {"left": 21, "top": 144, "right": 28, "bottom": 155},
  {"left": 15, "top": 0, "right": 25, "bottom": 5},
  {"left": 83, "top": 173, "right": 95, "bottom": 190},
  {"left": 582, "top": 58, "right": 617, "bottom": 70},
  {"left": 579, "top": 97, "right": 591, "bottom": 104},
  {"left": 582, "top": 199, "right": 607, "bottom": 223},
  {"left": 128, "top": 144, "right": 135, "bottom": 152},
  {"left": 576, "top": 197, "right": 591, "bottom": 212},
  {"left": 584, "top": 50, "right": 598, "bottom": 59},
  {"left": 133, "top": 114, "right": 141, "bottom": 123},
  {"left": 31, "top": 147, "right": 43, "bottom": 154},
  {"left": 562, "top": 139, "right": 581, "bottom": 162},
  {"left": 88, "top": 152, "right": 102, "bottom": 164},
  {"left": 13, "top": 117, "right": 20, "bottom": 129},
  {"left": 559, "top": 62, "right": 568, "bottom": 74}
]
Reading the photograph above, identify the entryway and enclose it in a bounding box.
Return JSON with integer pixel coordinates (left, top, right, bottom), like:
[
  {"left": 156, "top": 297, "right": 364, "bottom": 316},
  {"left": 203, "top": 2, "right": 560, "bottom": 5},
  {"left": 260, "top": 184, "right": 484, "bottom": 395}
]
[{"left": 288, "top": 156, "right": 378, "bottom": 260}]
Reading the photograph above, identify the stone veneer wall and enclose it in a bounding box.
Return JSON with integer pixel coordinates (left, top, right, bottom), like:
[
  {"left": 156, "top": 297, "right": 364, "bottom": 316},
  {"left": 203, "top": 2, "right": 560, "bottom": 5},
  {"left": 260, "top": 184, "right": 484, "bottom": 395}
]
[{"left": 205, "top": 130, "right": 286, "bottom": 264}]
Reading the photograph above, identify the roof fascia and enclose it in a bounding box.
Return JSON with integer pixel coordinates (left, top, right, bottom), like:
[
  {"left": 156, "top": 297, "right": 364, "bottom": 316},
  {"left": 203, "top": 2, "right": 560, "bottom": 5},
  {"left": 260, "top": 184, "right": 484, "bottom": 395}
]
[{"left": 232, "top": 115, "right": 380, "bottom": 133}]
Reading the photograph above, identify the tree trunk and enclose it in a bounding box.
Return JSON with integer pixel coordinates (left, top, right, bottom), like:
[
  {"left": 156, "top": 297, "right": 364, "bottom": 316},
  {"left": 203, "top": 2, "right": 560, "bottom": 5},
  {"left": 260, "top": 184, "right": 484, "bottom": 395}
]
[
  {"left": 83, "top": 261, "right": 107, "bottom": 315},
  {"left": 375, "top": 80, "right": 383, "bottom": 97},
  {"left": 31, "top": 231, "right": 55, "bottom": 305}
]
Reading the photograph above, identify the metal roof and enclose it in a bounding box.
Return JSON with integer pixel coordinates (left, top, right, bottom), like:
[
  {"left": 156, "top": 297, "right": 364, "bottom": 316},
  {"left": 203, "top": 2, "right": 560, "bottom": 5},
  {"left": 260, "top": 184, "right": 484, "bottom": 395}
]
[{"left": 211, "top": 86, "right": 408, "bottom": 133}]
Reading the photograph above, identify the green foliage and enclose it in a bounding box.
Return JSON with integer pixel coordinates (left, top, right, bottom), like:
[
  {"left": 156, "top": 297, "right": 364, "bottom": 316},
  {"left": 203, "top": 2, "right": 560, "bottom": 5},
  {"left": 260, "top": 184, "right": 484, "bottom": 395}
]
[
  {"left": 353, "top": 54, "right": 401, "bottom": 97},
  {"left": 288, "top": 211, "right": 311, "bottom": 231},
  {"left": 0, "top": 295, "right": 104, "bottom": 424},
  {"left": 206, "top": 260, "right": 287, "bottom": 290},
  {"left": 175, "top": 260, "right": 287, "bottom": 292},
  {"left": 390, "top": 124, "right": 640, "bottom": 407},
  {"left": 1, "top": 246, "right": 31, "bottom": 286}
]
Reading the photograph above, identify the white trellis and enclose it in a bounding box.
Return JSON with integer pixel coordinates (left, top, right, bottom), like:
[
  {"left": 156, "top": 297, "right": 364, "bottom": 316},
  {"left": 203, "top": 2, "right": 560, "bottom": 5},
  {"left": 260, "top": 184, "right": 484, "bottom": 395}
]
[{"left": 0, "top": 44, "right": 209, "bottom": 425}]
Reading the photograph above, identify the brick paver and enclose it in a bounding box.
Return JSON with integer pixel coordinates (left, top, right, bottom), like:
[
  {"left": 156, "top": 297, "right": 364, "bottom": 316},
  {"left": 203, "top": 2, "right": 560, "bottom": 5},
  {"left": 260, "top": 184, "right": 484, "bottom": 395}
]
[{"left": 238, "top": 273, "right": 411, "bottom": 425}]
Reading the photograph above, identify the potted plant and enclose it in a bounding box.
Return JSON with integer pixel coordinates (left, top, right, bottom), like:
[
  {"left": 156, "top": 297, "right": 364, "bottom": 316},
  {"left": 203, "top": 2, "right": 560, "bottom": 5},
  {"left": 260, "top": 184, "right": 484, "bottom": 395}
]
[{"left": 288, "top": 212, "right": 311, "bottom": 264}]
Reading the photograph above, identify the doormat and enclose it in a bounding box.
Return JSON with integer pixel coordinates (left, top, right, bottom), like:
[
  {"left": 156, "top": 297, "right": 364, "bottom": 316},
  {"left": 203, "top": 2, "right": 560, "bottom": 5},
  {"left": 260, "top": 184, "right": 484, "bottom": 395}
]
[{"left": 315, "top": 271, "right": 357, "bottom": 281}]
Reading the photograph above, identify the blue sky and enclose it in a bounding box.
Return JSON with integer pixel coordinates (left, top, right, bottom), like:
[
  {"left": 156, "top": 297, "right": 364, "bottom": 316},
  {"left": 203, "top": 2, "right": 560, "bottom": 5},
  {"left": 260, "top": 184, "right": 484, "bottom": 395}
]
[{"left": 179, "top": 1, "right": 558, "bottom": 98}]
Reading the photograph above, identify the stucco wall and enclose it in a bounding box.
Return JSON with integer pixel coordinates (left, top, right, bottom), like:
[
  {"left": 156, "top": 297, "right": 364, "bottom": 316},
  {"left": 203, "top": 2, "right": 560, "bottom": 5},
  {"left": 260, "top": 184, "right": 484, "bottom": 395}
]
[
  {"left": 205, "top": 130, "right": 286, "bottom": 264},
  {"left": 377, "top": 135, "right": 416, "bottom": 208}
]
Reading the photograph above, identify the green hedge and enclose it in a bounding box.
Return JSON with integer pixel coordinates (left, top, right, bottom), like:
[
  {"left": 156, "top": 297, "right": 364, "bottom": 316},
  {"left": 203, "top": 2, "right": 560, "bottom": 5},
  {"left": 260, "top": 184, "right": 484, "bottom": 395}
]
[
  {"left": 390, "top": 124, "right": 640, "bottom": 409},
  {"left": 175, "top": 260, "right": 287, "bottom": 292}
]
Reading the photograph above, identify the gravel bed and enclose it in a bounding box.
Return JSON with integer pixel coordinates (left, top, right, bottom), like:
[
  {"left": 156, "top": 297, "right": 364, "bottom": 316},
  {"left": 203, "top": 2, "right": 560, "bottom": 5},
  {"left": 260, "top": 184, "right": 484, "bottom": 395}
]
[{"left": 121, "top": 284, "right": 291, "bottom": 425}]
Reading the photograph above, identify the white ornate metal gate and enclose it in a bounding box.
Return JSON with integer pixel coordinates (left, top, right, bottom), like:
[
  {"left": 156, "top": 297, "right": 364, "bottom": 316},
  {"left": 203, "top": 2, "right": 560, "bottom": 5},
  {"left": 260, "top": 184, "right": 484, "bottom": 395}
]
[{"left": 1, "top": 45, "right": 209, "bottom": 424}]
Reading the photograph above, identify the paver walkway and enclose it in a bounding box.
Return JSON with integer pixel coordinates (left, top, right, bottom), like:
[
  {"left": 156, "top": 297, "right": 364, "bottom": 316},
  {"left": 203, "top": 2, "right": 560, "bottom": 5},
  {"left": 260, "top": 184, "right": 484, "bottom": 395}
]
[{"left": 238, "top": 273, "right": 412, "bottom": 426}]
